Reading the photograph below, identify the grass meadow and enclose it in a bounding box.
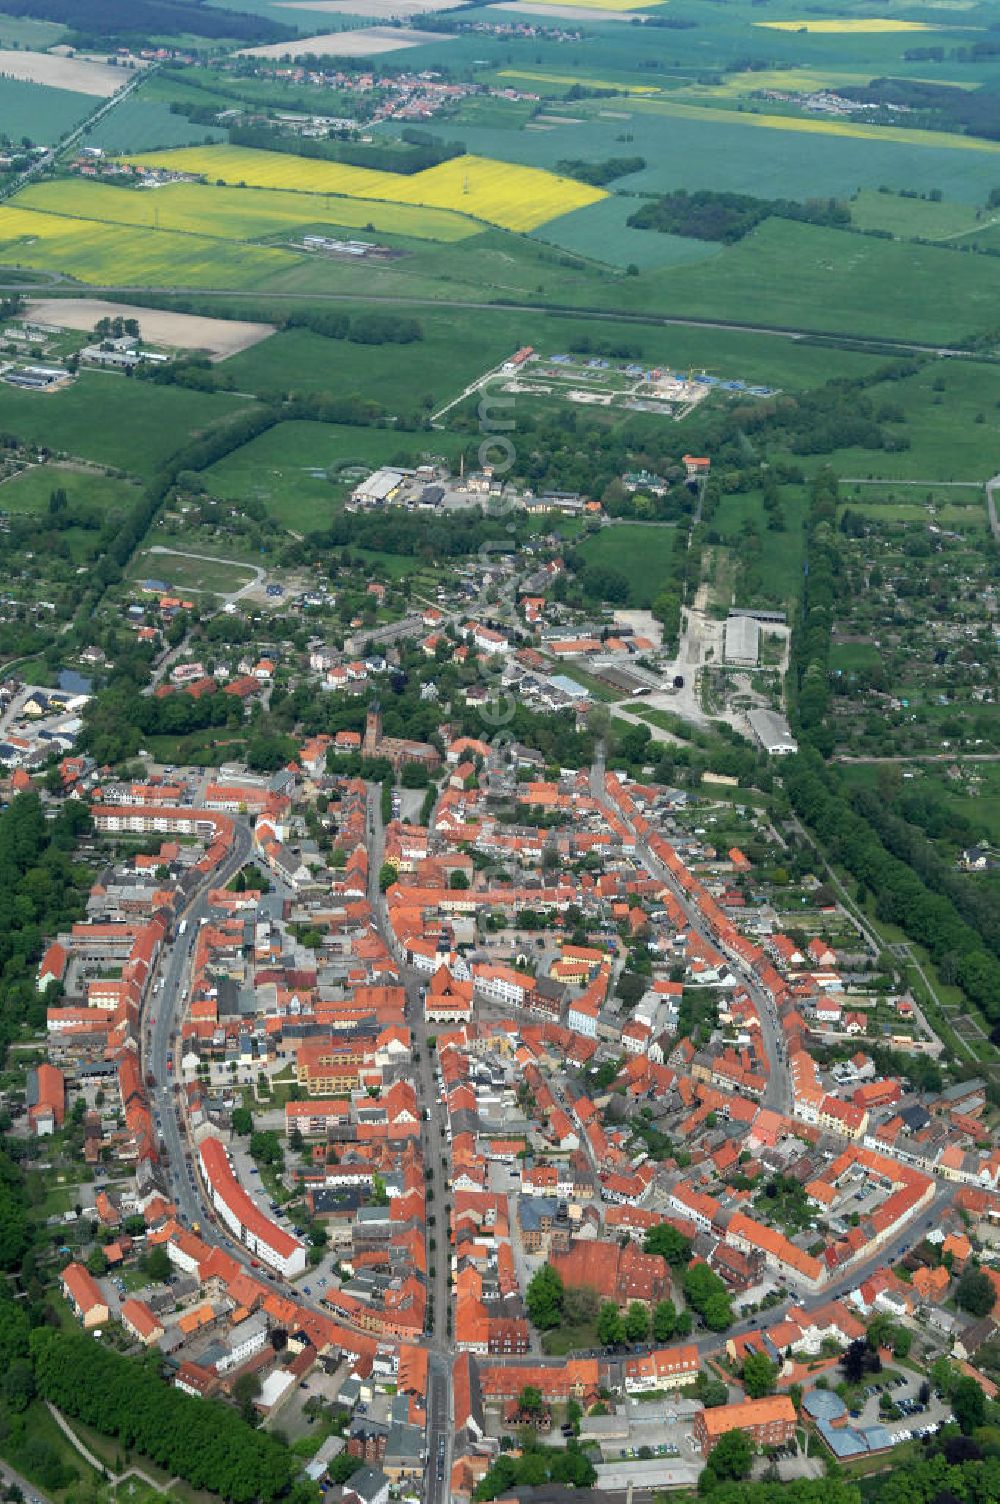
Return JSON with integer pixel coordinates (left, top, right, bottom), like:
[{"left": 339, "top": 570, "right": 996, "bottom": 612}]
[
  {"left": 0, "top": 464, "right": 143, "bottom": 515},
  {"left": 0, "top": 375, "right": 252, "bottom": 478},
  {"left": 576, "top": 523, "right": 677, "bottom": 607}
]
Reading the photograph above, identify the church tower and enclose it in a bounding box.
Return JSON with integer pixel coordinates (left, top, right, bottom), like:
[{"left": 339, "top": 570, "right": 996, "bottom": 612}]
[{"left": 363, "top": 698, "right": 382, "bottom": 758}]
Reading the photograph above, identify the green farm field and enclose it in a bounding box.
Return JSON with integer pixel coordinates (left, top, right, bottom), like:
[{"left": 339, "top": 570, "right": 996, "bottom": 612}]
[
  {"left": 201, "top": 420, "right": 463, "bottom": 533},
  {"left": 407, "top": 87, "right": 1000, "bottom": 209},
  {"left": 0, "top": 75, "right": 93, "bottom": 143},
  {"left": 575, "top": 523, "right": 677, "bottom": 607},
  {"left": 535, "top": 196, "right": 723, "bottom": 272},
  {"left": 0, "top": 463, "right": 143, "bottom": 514},
  {"left": 576, "top": 218, "right": 1000, "bottom": 344},
  {"left": 0, "top": 375, "right": 253, "bottom": 479},
  {"left": 81, "top": 95, "right": 226, "bottom": 153}
]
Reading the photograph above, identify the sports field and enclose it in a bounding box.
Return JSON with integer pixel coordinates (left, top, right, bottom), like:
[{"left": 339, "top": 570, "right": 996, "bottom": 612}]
[
  {"left": 0, "top": 203, "right": 295, "bottom": 288},
  {"left": 16, "top": 177, "right": 480, "bottom": 245},
  {"left": 119, "top": 145, "right": 607, "bottom": 231}
]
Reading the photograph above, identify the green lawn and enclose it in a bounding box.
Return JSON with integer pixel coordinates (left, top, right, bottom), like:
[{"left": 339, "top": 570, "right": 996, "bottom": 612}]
[
  {"left": 576, "top": 523, "right": 678, "bottom": 607},
  {"left": 0, "top": 374, "right": 255, "bottom": 480},
  {"left": 0, "top": 1399, "right": 102, "bottom": 1502},
  {"left": 220, "top": 314, "right": 520, "bottom": 413}
]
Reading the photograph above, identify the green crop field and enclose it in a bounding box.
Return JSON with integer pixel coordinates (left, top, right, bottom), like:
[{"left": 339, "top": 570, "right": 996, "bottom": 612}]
[
  {"left": 582, "top": 218, "right": 1000, "bottom": 344},
  {"left": 0, "top": 375, "right": 253, "bottom": 479},
  {"left": 0, "top": 463, "right": 143, "bottom": 515},
  {"left": 535, "top": 197, "right": 724, "bottom": 272},
  {"left": 81, "top": 95, "right": 226, "bottom": 154},
  {"left": 575, "top": 523, "right": 677, "bottom": 607},
  {"left": 202, "top": 420, "right": 463, "bottom": 532},
  {"left": 0, "top": 76, "right": 93, "bottom": 144},
  {"left": 414, "top": 87, "right": 1000, "bottom": 209}
]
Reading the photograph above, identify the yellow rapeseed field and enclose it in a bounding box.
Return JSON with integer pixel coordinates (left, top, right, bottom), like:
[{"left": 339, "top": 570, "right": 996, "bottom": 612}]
[
  {"left": 16, "top": 177, "right": 480, "bottom": 244},
  {"left": 120, "top": 146, "right": 606, "bottom": 232},
  {"left": 755, "top": 18, "right": 939, "bottom": 32},
  {"left": 634, "top": 95, "right": 1000, "bottom": 152},
  {"left": 0, "top": 204, "right": 291, "bottom": 287}
]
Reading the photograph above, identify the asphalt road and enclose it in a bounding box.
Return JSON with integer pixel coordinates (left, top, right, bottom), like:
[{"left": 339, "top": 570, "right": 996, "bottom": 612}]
[
  {"left": 146, "top": 817, "right": 253, "bottom": 1228},
  {"left": 366, "top": 785, "right": 453, "bottom": 1504}
]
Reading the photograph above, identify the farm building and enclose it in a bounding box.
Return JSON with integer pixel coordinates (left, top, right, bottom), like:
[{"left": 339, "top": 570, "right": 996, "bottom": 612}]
[
  {"left": 748, "top": 708, "right": 797, "bottom": 756},
  {"left": 724, "top": 615, "right": 760, "bottom": 666}
]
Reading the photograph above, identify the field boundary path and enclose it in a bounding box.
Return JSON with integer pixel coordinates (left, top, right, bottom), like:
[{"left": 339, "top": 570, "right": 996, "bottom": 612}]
[
  {"left": 45, "top": 1402, "right": 183, "bottom": 1493},
  {"left": 987, "top": 473, "right": 1000, "bottom": 540}
]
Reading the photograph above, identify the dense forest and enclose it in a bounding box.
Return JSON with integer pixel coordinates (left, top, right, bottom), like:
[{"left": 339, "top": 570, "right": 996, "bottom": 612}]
[
  {"left": 0, "top": 0, "right": 290, "bottom": 43},
  {"left": 628, "top": 188, "right": 852, "bottom": 242},
  {"left": 554, "top": 156, "right": 647, "bottom": 186}
]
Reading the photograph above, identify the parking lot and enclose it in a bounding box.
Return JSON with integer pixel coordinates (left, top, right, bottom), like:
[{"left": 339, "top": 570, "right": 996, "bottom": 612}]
[{"left": 849, "top": 1368, "right": 954, "bottom": 1440}]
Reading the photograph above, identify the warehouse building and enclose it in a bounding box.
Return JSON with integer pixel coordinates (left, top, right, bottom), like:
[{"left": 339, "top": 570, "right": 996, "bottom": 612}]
[
  {"left": 724, "top": 615, "right": 760, "bottom": 666},
  {"left": 748, "top": 708, "right": 798, "bottom": 757}
]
